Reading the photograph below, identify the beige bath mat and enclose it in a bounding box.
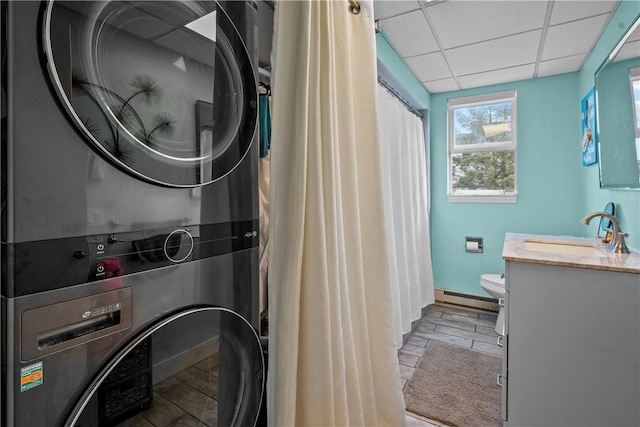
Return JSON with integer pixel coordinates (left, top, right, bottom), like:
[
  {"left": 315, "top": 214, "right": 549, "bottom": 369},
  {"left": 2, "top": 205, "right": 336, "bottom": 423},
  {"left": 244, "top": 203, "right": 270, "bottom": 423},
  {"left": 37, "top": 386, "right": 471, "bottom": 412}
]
[{"left": 403, "top": 341, "right": 502, "bottom": 427}]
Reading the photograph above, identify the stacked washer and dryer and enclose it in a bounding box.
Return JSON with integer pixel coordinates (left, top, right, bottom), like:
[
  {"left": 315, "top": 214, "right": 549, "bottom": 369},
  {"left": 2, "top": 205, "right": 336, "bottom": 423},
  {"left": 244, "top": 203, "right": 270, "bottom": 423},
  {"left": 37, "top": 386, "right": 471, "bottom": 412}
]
[{"left": 1, "top": 1, "right": 264, "bottom": 425}]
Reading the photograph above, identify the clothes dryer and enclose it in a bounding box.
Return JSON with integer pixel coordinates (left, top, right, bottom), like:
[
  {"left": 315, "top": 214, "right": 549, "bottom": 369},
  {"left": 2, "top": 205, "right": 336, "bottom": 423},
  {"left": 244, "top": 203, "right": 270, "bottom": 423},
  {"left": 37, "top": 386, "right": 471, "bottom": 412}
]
[
  {"left": 8, "top": 254, "right": 264, "bottom": 426},
  {"left": 3, "top": 0, "right": 259, "bottom": 245},
  {"left": 1, "top": 1, "right": 263, "bottom": 425}
]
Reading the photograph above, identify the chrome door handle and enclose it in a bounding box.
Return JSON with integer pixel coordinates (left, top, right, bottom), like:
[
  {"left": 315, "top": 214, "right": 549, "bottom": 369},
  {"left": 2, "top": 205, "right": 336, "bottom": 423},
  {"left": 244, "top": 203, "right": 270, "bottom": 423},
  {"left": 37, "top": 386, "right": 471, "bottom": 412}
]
[
  {"left": 497, "top": 335, "right": 504, "bottom": 347},
  {"left": 496, "top": 373, "right": 504, "bottom": 387}
]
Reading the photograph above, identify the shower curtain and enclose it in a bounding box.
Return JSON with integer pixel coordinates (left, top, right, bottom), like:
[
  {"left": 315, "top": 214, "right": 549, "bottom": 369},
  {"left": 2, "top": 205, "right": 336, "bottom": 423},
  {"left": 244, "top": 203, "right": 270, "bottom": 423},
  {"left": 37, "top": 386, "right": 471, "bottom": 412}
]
[
  {"left": 258, "top": 90, "right": 271, "bottom": 318},
  {"left": 267, "top": 1, "right": 406, "bottom": 426},
  {"left": 377, "top": 86, "right": 435, "bottom": 347}
]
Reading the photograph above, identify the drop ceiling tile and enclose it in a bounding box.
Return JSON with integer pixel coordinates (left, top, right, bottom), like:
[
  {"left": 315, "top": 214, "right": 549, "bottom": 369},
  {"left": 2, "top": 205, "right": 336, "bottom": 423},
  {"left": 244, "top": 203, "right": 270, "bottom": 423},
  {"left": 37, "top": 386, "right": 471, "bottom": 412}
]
[
  {"left": 423, "top": 78, "right": 459, "bottom": 94},
  {"left": 616, "top": 23, "right": 640, "bottom": 59},
  {"left": 614, "top": 39, "right": 640, "bottom": 62},
  {"left": 372, "top": 0, "right": 618, "bottom": 92},
  {"left": 446, "top": 30, "right": 541, "bottom": 76},
  {"left": 458, "top": 64, "right": 535, "bottom": 89},
  {"left": 406, "top": 52, "right": 451, "bottom": 81},
  {"left": 425, "top": 0, "right": 548, "bottom": 49},
  {"left": 549, "top": 0, "right": 618, "bottom": 25},
  {"left": 381, "top": 10, "right": 439, "bottom": 57},
  {"left": 628, "top": 24, "right": 640, "bottom": 43},
  {"left": 373, "top": 0, "right": 420, "bottom": 20},
  {"left": 542, "top": 14, "right": 610, "bottom": 60},
  {"left": 537, "top": 54, "right": 586, "bottom": 77}
]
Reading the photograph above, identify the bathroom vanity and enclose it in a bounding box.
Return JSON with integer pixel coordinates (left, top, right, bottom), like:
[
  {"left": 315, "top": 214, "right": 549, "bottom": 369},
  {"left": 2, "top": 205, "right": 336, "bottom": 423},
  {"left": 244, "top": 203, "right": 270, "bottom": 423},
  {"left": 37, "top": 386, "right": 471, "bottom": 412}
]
[{"left": 501, "top": 233, "right": 640, "bottom": 427}]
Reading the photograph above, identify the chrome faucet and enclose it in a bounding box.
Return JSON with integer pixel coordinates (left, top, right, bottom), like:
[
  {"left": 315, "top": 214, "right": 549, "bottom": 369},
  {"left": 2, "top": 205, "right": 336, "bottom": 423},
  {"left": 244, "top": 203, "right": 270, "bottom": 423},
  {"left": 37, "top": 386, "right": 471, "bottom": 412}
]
[{"left": 581, "top": 211, "right": 630, "bottom": 254}]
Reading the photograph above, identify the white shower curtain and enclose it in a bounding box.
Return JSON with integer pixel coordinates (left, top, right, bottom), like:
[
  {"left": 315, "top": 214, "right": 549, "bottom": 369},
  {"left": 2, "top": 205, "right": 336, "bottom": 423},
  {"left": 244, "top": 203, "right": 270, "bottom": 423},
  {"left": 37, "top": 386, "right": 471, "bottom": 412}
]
[
  {"left": 377, "top": 87, "right": 435, "bottom": 347},
  {"left": 267, "top": 1, "right": 406, "bottom": 426}
]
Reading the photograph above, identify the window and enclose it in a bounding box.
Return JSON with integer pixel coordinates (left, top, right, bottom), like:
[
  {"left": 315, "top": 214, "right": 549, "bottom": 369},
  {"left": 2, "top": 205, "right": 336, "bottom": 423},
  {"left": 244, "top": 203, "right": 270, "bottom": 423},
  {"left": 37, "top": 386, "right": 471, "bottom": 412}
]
[
  {"left": 630, "top": 67, "right": 640, "bottom": 173},
  {"left": 448, "top": 90, "right": 517, "bottom": 203},
  {"left": 630, "top": 67, "right": 640, "bottom": 136}
]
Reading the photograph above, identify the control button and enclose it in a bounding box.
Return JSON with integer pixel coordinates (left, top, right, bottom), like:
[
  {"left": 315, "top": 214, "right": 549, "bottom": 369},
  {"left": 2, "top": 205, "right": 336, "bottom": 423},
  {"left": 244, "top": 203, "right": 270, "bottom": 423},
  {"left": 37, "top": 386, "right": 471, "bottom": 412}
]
[
  {"left": 164, "top": 229, "right": 194, "bottom": 263},
  {"left": 73, "top": 251, "right": 87, "bottom": 259},
  {"left": 97, "top": 243, "right": 105, "bottom": 252},
  {"left": 96, "top": 265, "right": 105, "bottom": 273}
]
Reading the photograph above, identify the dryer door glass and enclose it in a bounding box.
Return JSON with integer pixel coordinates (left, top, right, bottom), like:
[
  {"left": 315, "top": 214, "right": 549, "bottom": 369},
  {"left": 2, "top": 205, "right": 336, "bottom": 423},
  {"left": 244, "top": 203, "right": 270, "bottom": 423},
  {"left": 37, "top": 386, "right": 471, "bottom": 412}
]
[
  {"left": 45, "top": 1, "right": 256, "bottom": 187},
  {"left": 66, "top": 308, "right": 264, "bottom": 426}
]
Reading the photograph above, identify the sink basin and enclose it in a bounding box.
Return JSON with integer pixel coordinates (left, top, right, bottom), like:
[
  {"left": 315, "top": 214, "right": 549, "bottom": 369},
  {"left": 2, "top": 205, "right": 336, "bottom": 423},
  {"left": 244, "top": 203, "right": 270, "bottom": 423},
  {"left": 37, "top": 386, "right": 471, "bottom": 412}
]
[{"left": 524, "top": 239, "right": 596, "bottom": 256}]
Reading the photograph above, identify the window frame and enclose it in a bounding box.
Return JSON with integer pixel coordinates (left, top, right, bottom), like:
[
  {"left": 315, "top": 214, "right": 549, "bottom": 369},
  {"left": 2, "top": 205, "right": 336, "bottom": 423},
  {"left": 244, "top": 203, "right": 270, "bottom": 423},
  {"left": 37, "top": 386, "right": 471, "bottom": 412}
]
[
  {"left": 630, "top": 67, "right": 640, "bottom": 172},
  {"left": 447, "top": 90, "right": 518, "bottom": 203}
]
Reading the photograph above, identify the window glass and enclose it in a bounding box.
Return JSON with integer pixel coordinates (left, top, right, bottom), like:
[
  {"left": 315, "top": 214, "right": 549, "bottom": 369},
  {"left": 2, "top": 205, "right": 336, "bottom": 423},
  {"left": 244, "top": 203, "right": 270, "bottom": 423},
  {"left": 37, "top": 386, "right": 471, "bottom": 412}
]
[
  {"left": 453, "top": 102, "right": 512, "bottom": 147},
  {"left": 630, "top": 67, "right": 640, "bottom": 137},
  {"left": 45, "top": 1, "right": 256, "bottom": 187},
  {"left": 68, "top": 308, "right": 264, "bottom": 426},
  {"left": 448, "top": 91, "right": 517, "bottom": 202},
  {"left": 451, "top": 152, "right": 515, "bottom": 193}
]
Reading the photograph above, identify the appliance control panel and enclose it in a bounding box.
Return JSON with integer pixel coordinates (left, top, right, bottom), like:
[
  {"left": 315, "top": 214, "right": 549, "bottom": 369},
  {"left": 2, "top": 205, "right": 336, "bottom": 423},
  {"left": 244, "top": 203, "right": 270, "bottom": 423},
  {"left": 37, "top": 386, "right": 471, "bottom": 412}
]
[{"left": 2, "top": 220, "right": 259, "bottom": 297}]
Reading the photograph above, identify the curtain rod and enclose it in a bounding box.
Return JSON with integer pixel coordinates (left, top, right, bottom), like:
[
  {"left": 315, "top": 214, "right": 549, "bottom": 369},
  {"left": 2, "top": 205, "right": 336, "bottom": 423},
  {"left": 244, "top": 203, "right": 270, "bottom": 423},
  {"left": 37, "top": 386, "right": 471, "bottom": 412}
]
[{"left": 377, "top": 77, "right": 423, "bottom": 119}]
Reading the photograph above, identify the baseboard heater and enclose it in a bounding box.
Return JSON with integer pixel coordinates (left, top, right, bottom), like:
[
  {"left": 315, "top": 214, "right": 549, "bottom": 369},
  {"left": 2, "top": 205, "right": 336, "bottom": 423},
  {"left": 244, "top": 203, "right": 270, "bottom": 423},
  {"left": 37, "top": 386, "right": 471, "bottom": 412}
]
[{"left": 435, "top": 288, "right": 499, "bottom": 312}]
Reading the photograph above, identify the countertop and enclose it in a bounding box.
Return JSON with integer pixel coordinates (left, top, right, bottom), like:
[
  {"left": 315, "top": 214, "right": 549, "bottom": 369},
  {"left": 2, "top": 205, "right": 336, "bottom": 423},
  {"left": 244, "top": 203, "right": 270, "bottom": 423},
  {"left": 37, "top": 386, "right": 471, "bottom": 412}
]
[{"left": 503, "top": 233, "right": 640, "bottom": 274}]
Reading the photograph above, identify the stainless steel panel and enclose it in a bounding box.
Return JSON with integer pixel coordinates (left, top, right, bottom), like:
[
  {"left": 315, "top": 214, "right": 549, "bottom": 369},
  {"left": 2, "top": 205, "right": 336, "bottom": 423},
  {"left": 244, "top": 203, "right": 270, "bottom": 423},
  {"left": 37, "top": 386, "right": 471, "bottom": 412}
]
[
  {"left": 21, "top": 288, "right": 132, "bottom": 362},
  {"left": 2, "top": 1, "right": 258, "bottom": 243},
  {"left": 5, "top": 248, "right": 258, "bottom": 426},
  {"left": 66, "top": 307, "right": 264, "bottom": 427}
]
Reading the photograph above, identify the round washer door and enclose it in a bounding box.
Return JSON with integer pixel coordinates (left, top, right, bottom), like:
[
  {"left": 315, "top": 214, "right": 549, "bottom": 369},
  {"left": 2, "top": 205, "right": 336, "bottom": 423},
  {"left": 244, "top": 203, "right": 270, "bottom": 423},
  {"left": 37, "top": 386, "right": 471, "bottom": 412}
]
[
  {"left": 44, "top": 1, "right": 257, "bottom": 187},
  {"left": 65, "top": 307, "right": 264, "bottom": 426}
]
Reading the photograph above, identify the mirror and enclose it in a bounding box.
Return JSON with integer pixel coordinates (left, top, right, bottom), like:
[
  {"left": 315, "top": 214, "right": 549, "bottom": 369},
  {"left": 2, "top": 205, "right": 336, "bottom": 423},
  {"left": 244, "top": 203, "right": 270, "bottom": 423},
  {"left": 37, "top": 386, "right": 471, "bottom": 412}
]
[
  {"left": 597, "top": 202, "right": 614, "bottom": 240},
  {"left": 595, "top": 15, "right": 640, "bottom": 189}
]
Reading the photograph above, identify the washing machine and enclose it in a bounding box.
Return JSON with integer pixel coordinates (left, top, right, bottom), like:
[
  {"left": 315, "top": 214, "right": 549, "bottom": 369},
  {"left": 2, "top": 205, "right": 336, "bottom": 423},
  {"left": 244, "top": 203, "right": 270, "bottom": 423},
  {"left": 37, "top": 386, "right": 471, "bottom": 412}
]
[{"left": 1, "top": 1, "right": 264, "bottom": 425}]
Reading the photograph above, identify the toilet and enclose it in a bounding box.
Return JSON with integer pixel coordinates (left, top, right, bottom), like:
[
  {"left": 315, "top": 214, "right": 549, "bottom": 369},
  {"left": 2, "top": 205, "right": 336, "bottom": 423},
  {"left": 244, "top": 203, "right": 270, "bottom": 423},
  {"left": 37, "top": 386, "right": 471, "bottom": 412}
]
[{"left": 480, "top": 273, "right": 506, "bottom": 335}]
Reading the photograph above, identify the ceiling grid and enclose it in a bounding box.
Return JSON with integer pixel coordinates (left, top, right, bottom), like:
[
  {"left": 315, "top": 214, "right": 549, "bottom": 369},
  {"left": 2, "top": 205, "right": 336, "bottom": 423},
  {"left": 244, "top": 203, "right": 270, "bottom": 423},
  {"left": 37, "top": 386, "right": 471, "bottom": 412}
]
[{"left": 374, "top": 0, "right": 621, "bottom": 93}]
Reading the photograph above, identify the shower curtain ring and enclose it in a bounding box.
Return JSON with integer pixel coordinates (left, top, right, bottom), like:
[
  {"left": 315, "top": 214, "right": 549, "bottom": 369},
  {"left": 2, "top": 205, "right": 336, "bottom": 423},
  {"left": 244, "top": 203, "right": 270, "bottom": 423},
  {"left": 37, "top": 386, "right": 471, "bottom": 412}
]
[{"left": 348, "top": 0, "right": 361, "bottom": 15}]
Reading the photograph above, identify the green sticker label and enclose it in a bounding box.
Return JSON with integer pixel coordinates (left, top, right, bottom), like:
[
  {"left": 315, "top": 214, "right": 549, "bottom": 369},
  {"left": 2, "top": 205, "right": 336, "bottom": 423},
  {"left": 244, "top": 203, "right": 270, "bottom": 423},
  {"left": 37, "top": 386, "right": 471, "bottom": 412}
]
[{"left": 20, "top": 362, "right": 43, "bottom": 392}]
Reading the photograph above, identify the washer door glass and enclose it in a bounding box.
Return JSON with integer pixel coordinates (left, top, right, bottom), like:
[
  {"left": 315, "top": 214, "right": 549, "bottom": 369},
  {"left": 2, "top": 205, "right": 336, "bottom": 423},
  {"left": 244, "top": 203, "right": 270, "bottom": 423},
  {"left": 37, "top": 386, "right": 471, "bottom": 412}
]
[
  {"left": 45, "top": 1, "right": 256, "bottom": 187},
  {"left": 66, "top": 308, "right": 264, "bottom": 426}
]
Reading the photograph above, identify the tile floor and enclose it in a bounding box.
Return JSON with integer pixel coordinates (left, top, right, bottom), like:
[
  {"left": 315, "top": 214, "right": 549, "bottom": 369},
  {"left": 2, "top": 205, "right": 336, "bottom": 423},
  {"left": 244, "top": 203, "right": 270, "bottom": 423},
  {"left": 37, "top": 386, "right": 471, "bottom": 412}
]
[
  {"left": 116, "top": 303, "right": 499, "bottom": 426},
  {"left": 115, "top": 355, "right": 221, "bottom": 426},
  {"left": 402, "top": 303, "right": 501, "bottom": 427}
]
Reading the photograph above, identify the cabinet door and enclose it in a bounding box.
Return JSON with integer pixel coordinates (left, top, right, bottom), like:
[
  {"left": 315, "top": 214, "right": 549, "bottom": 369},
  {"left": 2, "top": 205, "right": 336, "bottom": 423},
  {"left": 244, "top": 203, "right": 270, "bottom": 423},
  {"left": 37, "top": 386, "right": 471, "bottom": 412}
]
[
  {"left": 499, "top": 331, "right": 508, "bottom": 422},
  {"left": 506, "top": 261, "right": 640, "bottom": 426}
]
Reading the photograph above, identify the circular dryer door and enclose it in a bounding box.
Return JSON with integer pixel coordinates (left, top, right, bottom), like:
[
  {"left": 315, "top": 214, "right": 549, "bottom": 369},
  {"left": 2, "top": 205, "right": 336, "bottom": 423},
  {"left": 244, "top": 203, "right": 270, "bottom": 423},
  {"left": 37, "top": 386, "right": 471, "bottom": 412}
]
[
  {"left": 44, "top": 1, "right": 256, "bottom": 187},
  {"left": 65, "top": 308, "right": 264, "bottom": 427}
]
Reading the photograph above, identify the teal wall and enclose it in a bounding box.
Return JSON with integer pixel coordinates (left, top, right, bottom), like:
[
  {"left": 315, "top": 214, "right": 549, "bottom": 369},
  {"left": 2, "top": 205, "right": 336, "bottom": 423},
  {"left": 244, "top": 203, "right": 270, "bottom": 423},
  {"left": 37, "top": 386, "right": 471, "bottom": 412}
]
[
  {"left": 376, "top": 0, "right": 640, "bottom": 297},
  {"left": 375, "top": 31, "right": 430, "bottom": 109},
  {"left": 578, "top": 1, "right": 640, "bottom": 259},
  {"left": 431, "top": 74, "right": 584, "bottom": 296}
]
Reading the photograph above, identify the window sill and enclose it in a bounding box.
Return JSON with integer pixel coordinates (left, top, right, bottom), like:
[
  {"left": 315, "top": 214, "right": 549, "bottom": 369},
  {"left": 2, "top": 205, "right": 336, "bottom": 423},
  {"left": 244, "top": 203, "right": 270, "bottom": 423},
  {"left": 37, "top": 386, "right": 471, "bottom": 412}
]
[{"left": 448, "top": 194, "right": 517, "bottom": 203}]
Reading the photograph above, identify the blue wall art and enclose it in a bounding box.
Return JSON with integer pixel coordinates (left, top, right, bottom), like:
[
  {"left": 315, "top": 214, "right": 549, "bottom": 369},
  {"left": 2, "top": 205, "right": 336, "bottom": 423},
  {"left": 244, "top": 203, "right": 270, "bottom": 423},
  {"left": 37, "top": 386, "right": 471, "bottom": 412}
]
[{"left": 581, "top": 87, "right": 598, "bottom": 166}]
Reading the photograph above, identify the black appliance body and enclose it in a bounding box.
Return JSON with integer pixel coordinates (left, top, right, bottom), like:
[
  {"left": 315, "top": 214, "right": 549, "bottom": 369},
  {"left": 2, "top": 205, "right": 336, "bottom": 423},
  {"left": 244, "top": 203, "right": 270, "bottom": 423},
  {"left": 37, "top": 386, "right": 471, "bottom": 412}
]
[{"left": 1, "top": 1, "right": 263, "bottom": 425}]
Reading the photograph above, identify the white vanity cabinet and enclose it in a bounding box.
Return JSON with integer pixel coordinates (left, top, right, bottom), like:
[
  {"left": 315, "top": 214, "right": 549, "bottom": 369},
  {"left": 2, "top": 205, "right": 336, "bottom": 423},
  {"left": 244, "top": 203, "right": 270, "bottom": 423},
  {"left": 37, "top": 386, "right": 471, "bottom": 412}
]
[{"left": 501, "top": 233, "right": 640, "bottom": 427}]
